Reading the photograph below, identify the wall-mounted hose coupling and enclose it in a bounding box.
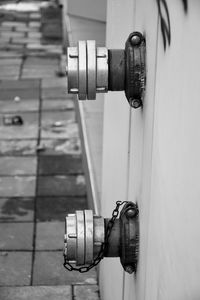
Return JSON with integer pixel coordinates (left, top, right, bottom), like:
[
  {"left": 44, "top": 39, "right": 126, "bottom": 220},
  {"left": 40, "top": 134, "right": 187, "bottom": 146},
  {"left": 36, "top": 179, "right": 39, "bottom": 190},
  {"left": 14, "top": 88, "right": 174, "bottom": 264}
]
[
  {"left": 66, "top": 32, "right": 146, "bottom": 108},
  {"left": 63, "top": 201, "right": 139, "bottom": 274}
]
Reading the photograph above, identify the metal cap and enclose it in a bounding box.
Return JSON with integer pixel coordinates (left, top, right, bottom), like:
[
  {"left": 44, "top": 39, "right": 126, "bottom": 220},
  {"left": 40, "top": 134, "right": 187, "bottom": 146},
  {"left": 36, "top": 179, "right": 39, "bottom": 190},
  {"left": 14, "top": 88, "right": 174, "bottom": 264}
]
[
  {"left": 67, "top": 41, "right": 108, "bottom": 100},
  {"left": 64, "top": 210, "right": 105, "bottom": 265}
]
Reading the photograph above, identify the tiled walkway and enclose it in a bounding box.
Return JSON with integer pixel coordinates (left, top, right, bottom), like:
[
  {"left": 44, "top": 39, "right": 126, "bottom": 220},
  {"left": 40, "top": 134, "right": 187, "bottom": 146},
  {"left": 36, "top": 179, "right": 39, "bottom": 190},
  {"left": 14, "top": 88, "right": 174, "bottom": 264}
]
[{"left": 0, "top": 1, "right": 99, "bottom": 299}]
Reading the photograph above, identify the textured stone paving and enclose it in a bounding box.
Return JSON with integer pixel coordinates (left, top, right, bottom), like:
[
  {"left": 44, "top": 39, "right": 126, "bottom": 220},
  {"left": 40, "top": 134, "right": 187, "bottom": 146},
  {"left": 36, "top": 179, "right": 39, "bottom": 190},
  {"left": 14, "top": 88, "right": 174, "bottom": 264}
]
[{"left": 0, "top": 1, "right": 99, "bottom": 299}]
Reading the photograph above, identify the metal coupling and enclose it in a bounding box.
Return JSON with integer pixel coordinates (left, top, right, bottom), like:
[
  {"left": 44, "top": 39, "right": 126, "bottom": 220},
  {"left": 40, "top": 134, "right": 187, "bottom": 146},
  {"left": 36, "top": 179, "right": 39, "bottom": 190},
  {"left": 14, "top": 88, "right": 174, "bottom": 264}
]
[
  {"left": 67, "top": 41, "right": 108, "bottom": 100},
  {"left": 64, "top": 202, "right": 139, "bottom": 273},
  {"left": 64, "top": 210, "right": 104, "bottom": 265},
  {"left": 66, "top": 32, "right": 146, "bottom": 108}
]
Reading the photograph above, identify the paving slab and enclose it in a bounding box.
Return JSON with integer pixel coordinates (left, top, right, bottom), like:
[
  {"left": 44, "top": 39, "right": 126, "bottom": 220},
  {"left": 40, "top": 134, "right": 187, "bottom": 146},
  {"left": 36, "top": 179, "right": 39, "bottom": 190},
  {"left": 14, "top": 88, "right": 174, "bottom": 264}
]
[
  {"left": 16, "top": 26, "right": 34, "bottom": 33},
  {"left": 0, "top": 176, "right": 36, "bottom": 197},
  {"left": 0, "top": 125, "right": 38, "bottom": 139},
  {"left": 1, "top": 12, "right": 29, "bottom": 23},
  {"left": 12, "top": 37, "right": 40, "bottom": 44},
  {"left": 0, "top": 79, "right": 40, "bottom": 89},
  {"left": 36, "top": 196, "right": 87, "bottom": 221},
  {"left": 0, "top": 74, "right": 20, "bottom": 81},
  {"left": 41, "top": 23, "right": 62, "bottom": 40},
  {"left": 22, "top": 70, "right": 57, "bottom": 78},
  {"left": 74, "top": 285, "right": 100, "bottom": 300},
  {"left": 38, "top": 155, "right": 82, "bottom": 175},
  {"left": 33, "top": 251, "right": 97, "bottom": 285},
  {"left": 37, "top": 175, "right": 86, "bottom": 197},
  {"left": 0, "top": 252, "right": 32, "bottom": 286},
  {"left": 22, "top": 70, "right": 58, "bottom": 79},
  {"left": 0, "top": 222, "right": 33, "bottom": 250},
  {"left": 0, "top": 111, "right": 38, "bottom": 139},
  {"left": 29, "top": 21, "right": 40, "bottom": 28},
  {"left": 0, "top": 157, "right": 37, "bottom": 175},
  {"left": 42, "top": 78, "right": 68, "bottom": 89},
  {"left": 26, "top": 44, "right": 62, "bottom": 52},
  {"left": 0, "top": 99, "right": 39, "bottom": 112},
  {"left": 0, "top": 23, "right": 13, "bottom": 30},
  {"left": 23, "top": 64, "right": 59, "bottom": 70},
  {"left": 0, "top": 36, "right": 11, "bottom": 43},
  {"left": 0, "top": 44, "right": 25, "bottom": 51},
  {"left": 0, "top": 26, "right": 13, "bottom": 32},
  {"left": 26, "top": 46, "right": 60, "bottom": 55},
  {"left": 41, "top": 120, "right": 79, "bottom": 139},
  {"left": 1, "top": 31, "right": 25, "bottom": 38},
  {"left": 24, "top": 62, "right": 59, "bottom": 69},
  {"left": 0, "top": 74, "right": 19, "bottom": 80},
  {"left": 25, "top": 43, "right": 44, "bottom": 51},
  {"left": 42, "top": 110, "right": 75, "bottom": 124},
  {"left": 41, "top": 48, "right": 62, "bottom": 55},
  {"left": 42, "top": 87, "right": 68, "bottom": 99},
  {"left": 36, "top": 221, "right": 63, "bottom": 250},
  {"left": 0, "top": 88, "right": 39, "bottom": 100},
  {"left": 0, "top": 111, "right": 38, "bottom": 125},
  {"left": 2, "top": 21, "right": 25, "bottom": 28},
  {"left": 0, "top": 52, "right": 22, "bottom": 58},
  {"left": 0, "top": 66, "right": 20, "bottom": 77},
  {"left": 0, "top": 286, "right": 72, "bottom": 300},
  {"left": 23, "top": 57, "right": 59, "bottom": 66},
  {"left": 30, "top": 12, "right": 41, "bottom": 19},
  {"left": 22, "top": 69, "right": 58, "bottom": 76},
  {"left": 0, "top": 39, "right": 10, "bottom": 48},
  {"left": 0, "top": 140, "right": 37, "bottom": 156},
  {"left": 0, "top": 60, "right": 20, "bottom": 67},
  {"left": 22, "top": 26, "right": 40, "bottom": 32},
  {"left": 0, "top": 58, "right": 22, "bottom": 66},
  {"left": 37, "top": 138, "right": 81, "bottom": 156},
  {"left": 42, "top": 99, "right": 74, "bottom": 111},
  {"left": 0, "top": 65, "right": 20, "bottom": 73},
  {"left": 14, "top": 24, "right": 29, "bottom": 31},
  {"left": 0, "top": 197, "right": 34, "bottom": 222},
  {"left": 28, "top": 31, "right": 42, "bottom": 38}
]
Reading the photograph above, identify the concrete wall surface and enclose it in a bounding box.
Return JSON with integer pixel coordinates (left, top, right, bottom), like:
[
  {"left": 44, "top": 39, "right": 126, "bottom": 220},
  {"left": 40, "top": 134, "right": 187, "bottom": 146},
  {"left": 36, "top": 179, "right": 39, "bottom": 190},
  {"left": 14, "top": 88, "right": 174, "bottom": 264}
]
[{"left": 67, "top": 0, "right": 107, "bottom": 22}]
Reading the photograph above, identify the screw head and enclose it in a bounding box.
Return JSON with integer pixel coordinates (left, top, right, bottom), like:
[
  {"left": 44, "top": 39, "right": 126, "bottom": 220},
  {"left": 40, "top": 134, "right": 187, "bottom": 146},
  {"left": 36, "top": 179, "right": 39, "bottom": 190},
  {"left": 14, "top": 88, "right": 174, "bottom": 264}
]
[
  {"left": 130, "top": 33, "right": 142, "bottom": 46},
  {"left": 126, "top": 208, "right": 137, "bottom": 218},
  {"left": 130, "top": 98, "right": 142, "bottom": 109},
  {"left": 125, "top": 265, "right": 134, "bottom": 274}
]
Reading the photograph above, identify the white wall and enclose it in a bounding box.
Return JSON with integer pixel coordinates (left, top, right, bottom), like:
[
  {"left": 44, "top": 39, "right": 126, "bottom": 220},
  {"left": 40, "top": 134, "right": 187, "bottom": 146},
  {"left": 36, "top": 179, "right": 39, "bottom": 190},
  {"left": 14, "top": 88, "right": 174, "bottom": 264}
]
[
  {"left": 143, "top": 1, "right": 200, "bottom": 299},
  {"left": 100, "top": 0, "right": 135, "bottom": 299},
  {"left": 101, "top": 0, "right": 200, "bottom": 299}
]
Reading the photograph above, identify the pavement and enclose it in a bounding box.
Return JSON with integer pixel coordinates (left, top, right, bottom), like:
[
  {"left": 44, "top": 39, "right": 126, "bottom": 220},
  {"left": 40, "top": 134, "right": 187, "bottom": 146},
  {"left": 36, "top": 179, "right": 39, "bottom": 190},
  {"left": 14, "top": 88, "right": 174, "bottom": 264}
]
[{"left": 0, "top": 1, "right": 99, "bottom": 299}]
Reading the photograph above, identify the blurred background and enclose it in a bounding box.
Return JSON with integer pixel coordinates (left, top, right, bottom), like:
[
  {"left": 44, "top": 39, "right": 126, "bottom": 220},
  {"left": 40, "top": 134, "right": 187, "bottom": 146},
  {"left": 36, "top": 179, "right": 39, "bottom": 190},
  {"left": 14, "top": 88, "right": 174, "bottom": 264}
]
[{"left": 0, "top": 0, "right": 100, "bottom": 299}]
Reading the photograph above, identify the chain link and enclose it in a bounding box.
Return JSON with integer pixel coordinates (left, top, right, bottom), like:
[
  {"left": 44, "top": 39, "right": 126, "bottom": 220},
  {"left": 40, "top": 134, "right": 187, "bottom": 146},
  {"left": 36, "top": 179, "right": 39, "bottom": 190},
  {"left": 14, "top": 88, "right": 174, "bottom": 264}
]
[{"left": 63, "top": 200, "right": 128, "bottom": 273}]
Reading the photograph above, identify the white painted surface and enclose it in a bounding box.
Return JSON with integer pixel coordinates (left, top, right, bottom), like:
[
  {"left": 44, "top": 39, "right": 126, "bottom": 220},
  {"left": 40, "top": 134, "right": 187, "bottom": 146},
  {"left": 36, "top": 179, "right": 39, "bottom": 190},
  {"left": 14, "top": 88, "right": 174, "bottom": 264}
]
[
  {"left": 144, "top": 1, "right": 200, "bottom": 299},
  {"left": 78, "top": 96, "right": 104, "bottom": 214},
  {"left": 101, "top": 0, "right": 200, "bottom": 300},
  {"left": 123, "top": 1, "right": 159, "bottom": 299},
  {"left": 100, "top": 0, "right": 135, "bottom": 300}
]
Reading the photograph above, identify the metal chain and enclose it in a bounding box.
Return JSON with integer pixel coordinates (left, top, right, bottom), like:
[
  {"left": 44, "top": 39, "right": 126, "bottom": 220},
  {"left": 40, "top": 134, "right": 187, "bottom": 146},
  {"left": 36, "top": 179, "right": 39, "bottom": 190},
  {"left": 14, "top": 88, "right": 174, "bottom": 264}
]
[{"left": 63, "top": 200, "right": 128, "bottom": 273}]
